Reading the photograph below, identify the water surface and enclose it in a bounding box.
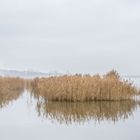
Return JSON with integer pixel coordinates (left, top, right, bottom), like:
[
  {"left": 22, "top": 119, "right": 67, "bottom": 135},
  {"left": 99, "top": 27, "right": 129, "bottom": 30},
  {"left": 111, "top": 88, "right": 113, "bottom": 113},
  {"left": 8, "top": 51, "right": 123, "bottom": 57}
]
[{"left": 0, "top": 78, "right": 140, "bottom": 140}]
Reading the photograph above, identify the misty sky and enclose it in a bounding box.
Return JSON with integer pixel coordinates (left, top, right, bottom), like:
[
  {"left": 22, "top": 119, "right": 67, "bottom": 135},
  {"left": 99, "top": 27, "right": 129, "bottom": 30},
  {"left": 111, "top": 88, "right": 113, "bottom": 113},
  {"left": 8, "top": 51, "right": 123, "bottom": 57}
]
[{"left": 0, "top": 0, "right": 140, "bottom": 74}]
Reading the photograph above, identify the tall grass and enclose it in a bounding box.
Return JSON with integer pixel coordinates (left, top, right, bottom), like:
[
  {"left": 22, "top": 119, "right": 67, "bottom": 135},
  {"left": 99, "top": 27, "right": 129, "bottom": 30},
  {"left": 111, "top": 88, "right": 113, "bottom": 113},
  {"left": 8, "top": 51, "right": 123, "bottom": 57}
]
[
  {"left": 31, "top": 70, "right": 138, "bottom": 102},
  {"left": 0, "top": 77, "right": 24, "bottom": 107}
]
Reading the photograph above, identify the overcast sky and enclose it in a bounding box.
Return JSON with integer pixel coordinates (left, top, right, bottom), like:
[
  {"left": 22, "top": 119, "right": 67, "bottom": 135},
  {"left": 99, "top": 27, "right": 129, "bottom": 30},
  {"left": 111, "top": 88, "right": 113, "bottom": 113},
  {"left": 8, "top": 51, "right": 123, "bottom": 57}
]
[{"left": 0, "top": 0, "right": 140, "bottom": 74}]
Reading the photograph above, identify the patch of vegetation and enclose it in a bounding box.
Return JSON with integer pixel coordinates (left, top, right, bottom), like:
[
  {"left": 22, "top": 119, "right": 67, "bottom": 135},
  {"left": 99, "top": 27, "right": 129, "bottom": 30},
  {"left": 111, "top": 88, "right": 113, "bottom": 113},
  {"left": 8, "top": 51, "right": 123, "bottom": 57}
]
[
  {"left": 0, "top": 77, "right": 24, "bottom": 107},
  {"left": 30, "top": 70, "right": 138, "bottom": 102}
]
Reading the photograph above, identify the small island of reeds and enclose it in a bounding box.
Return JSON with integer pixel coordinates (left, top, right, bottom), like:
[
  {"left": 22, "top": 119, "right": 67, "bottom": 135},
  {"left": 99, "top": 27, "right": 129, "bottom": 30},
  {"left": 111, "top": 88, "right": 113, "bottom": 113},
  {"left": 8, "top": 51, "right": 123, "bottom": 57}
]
[
  {"left": 0, "top": 77, "right": 24, "bottom": 107},
  {"left": 30, "top": 70, "right": 139, "bottom": 102}
]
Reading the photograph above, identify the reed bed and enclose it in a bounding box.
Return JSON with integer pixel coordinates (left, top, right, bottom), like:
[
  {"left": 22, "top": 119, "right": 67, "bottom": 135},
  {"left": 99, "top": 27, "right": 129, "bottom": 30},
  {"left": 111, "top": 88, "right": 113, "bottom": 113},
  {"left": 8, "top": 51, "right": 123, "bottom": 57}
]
[
  {"left": 31, "top": 70, "right": 138, "bottom": 102},
  {"left": 0, "top": 77, "right": 24, "bottom": 107}
]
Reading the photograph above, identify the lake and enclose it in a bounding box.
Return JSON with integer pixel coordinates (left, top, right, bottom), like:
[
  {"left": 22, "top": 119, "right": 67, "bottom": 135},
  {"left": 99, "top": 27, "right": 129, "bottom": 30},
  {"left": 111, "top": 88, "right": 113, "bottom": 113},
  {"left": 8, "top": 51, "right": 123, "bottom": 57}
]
[{"left": 0, "top": 77, "right": 140, "bottom": 140}]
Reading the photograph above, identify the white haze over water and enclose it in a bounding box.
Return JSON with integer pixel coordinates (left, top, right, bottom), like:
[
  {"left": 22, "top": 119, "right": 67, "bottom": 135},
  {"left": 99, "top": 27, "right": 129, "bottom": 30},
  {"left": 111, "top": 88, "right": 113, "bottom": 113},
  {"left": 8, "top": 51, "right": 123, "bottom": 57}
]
[{"left": 0, "top": 0, "right": 140, "bottom": 75}]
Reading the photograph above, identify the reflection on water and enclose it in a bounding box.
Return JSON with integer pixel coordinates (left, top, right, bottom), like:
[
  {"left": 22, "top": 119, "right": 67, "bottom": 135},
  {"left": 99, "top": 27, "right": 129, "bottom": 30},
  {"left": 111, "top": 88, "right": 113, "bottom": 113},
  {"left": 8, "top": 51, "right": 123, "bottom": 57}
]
[
  {"left": 35, "top": 99, "right": 140, "bottom": 124},
  {"left": 0, "top": 77, "right": 139, "bottom": 125},
  {"left": 0, "top": 77, "right": 140, "bottom": 140}
]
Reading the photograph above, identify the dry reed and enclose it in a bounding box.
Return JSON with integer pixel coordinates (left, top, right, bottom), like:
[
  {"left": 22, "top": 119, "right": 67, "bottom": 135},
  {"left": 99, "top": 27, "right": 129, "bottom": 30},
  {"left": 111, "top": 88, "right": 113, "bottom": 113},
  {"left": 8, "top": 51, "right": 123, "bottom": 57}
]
[
  {"left": 0, "top": 77, "right": 24, "bottom": 107},
  {"left": 30, "top": 70, "right": 138, "bottom": 102}
]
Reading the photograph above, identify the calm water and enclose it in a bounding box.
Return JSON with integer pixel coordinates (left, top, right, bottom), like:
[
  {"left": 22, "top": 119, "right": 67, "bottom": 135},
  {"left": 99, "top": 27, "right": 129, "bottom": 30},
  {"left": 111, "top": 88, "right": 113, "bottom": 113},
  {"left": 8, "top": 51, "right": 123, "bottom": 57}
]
[{"left": 0, "top": 78, "right": 140, "bottom": 140}]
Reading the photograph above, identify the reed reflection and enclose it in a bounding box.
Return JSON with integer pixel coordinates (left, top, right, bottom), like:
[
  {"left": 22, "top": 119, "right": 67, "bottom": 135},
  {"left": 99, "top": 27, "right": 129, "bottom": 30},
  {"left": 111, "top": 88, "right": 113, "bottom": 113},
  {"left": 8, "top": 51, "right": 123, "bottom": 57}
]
[
  {"left": 0, "top": 77, "right": 24, "bottom": 108},
  {"left": 35, "top": 100, "right": 139, "bottom": 124}
]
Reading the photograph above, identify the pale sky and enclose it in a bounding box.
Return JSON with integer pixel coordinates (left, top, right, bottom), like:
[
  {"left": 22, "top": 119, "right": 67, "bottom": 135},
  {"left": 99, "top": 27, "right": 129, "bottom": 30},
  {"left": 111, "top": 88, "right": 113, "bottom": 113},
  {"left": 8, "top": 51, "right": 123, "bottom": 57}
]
[{"left": 0, "top": 0, "right": 140, "bottom": 74}]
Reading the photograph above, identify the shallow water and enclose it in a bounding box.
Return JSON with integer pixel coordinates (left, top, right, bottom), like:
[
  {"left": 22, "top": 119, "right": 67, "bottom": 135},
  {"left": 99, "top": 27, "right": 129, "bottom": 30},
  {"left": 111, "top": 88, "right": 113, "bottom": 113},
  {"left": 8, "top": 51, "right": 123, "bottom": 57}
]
[{"left": 0, "top": 78, "right": 140, "bottom": 140}]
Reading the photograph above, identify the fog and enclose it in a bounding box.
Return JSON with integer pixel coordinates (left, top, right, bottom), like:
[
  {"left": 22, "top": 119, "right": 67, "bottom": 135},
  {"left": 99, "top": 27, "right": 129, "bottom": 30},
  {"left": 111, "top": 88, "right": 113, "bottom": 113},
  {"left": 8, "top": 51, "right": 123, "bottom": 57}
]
[{"left": 0, "top": 0, "right": 140, "bottom": 74}]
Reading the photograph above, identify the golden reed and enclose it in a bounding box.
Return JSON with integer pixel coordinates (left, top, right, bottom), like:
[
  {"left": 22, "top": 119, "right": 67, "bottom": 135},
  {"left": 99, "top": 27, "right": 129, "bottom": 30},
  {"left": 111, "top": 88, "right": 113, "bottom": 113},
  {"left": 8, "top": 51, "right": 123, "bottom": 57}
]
[
  {"left": 0, "top": 77, "right": 24, "bottom": 107},
  {"left": 30, "top": 70, "right": 138, "bottom": 102}
]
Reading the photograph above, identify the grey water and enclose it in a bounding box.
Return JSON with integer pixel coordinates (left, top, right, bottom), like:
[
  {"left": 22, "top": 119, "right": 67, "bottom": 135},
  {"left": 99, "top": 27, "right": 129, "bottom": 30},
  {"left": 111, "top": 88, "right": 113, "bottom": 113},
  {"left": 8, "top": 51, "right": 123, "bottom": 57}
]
[{"left": 0, "top": 78, "right": 140, "bottom": 140}]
